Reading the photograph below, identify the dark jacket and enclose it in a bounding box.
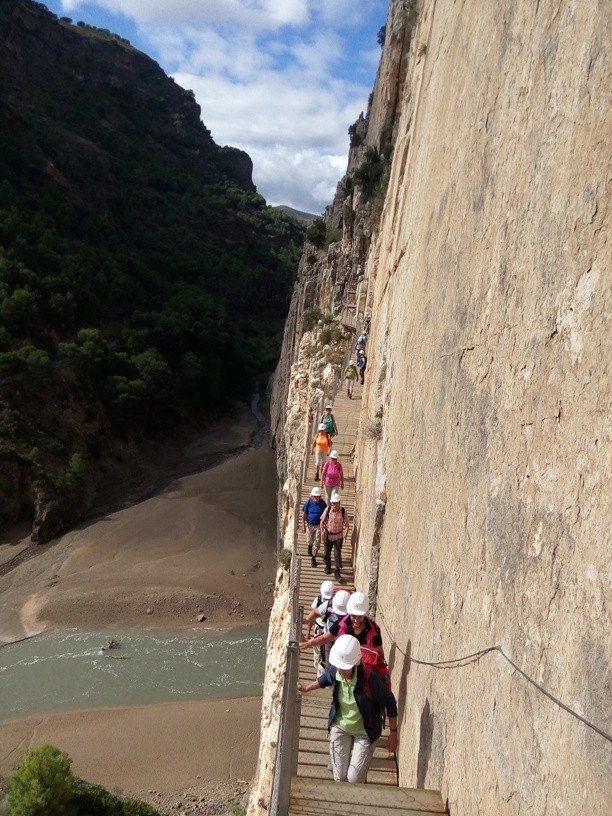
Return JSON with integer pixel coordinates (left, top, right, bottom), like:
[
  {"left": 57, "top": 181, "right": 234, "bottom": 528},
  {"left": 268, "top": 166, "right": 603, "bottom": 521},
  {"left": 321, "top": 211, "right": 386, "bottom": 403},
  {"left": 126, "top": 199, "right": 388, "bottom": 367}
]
[{"left": 317, "top": 663, "right": 398, "bottom": 744}]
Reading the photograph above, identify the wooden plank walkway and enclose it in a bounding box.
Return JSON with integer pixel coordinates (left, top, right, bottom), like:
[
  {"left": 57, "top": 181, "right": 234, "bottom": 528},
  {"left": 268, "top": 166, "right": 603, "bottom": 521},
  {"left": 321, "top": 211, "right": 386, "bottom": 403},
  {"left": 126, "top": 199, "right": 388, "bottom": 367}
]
[{"left": 290, "top": 374, "right": 446, "bottom": 814}]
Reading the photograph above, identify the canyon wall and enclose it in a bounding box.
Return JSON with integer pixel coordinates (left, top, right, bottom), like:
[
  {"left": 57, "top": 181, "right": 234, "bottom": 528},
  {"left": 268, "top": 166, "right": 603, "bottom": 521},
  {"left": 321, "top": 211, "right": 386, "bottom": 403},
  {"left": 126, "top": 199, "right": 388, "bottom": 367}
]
[{"left": 252, "top": 0, "right": 611, "bottom": 813}]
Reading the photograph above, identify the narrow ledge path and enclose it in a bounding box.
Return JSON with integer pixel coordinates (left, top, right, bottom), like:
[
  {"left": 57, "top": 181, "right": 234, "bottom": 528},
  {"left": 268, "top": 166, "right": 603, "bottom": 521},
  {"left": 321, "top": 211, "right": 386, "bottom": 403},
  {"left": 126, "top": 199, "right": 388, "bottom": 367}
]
[{"left": 289, "top": 378, "right": 446, "bottom": 815}]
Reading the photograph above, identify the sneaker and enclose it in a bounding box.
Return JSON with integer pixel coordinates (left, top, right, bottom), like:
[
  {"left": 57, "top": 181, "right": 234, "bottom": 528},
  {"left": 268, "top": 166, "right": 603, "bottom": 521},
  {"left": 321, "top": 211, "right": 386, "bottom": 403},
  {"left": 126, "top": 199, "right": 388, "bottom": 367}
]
[
  {"left": 314, "top": 472, "right": 320, "bottom": 481},
  {"left": 307, "top": 544, "right": 313, "bottom": 557},
  {"left": 324, "top": 566, "right": 331, "bottom": 575},
  {"left": 334, "top": 570, "right": 342, "bottom": 582},
  {"left": 311, "top": 556, "right": 317, "bottom": 568}
]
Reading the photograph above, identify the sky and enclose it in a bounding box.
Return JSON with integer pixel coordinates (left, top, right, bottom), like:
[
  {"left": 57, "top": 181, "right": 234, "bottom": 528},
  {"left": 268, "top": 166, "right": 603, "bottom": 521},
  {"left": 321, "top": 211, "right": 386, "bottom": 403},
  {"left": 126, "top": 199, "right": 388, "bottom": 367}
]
[{"left": 42, "top": 0, "right": 390, "bottom": 215}]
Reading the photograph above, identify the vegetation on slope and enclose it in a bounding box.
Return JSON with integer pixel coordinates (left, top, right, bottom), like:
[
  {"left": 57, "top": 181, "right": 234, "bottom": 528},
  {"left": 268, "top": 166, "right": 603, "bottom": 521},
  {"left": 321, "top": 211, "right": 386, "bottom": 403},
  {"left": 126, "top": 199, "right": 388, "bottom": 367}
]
[{"left": 0, "top": 1, "right": 303, "bottom": 539}]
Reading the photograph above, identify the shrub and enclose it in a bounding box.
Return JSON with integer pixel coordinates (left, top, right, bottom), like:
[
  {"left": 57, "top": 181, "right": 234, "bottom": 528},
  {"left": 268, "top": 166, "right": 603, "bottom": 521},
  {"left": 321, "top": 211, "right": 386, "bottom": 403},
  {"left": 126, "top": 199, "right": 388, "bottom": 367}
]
[
  {"left": 7, "top": 744, "right": 77, "bottom": 816},
  {"left": 303, "top": 308, "right": 323, "bottom": 332},
  {"left": 278, "top": 548, "right": 292, "bottom": 570},
  {"left": 305, "top": 219, "right": 327, "bottom": 247}
]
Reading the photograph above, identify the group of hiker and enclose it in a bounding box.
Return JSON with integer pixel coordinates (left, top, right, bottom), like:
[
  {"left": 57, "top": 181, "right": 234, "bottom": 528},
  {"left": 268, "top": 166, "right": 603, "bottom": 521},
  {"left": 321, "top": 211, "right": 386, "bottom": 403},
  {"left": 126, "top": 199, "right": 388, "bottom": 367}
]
[
  {"left": 297, "top": 317, "right": 400, "bottom": 786},
  {"left": 343, "top": 329, "right": 368, "bottom": 397},
  {"left": 298, "top": 583, "right": 398, "bottom": 784}
]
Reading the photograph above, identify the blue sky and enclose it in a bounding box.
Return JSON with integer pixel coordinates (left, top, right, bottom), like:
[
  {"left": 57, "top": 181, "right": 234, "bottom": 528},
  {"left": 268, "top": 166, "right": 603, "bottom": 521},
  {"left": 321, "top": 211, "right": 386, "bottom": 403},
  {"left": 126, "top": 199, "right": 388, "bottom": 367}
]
[{"left": 42, "top": 1, "right": 389, "bottom": 214}]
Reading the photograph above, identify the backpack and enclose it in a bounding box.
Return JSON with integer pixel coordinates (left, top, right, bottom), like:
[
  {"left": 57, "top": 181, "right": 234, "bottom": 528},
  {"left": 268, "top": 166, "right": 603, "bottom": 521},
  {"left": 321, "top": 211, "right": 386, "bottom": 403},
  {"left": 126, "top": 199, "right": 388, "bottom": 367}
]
[
  {"left": 361, "top": 646, "right": 391, "bottom": 691},
  {"left": 321, "top": 414, "right": 335, "bottom": 435}
]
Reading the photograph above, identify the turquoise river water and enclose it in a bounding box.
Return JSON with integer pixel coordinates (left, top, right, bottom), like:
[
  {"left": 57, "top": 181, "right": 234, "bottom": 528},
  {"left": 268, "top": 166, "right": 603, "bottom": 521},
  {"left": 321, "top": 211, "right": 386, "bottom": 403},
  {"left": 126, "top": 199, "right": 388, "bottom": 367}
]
[{"left": 0, "top": 628, "right": 267, "bottom": 720}]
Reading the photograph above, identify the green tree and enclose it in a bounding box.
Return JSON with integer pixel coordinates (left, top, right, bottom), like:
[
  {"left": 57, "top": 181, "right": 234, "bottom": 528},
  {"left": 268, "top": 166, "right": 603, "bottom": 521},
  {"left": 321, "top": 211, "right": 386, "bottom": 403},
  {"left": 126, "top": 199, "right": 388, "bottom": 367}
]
[
  {"left": 7, "top": 744, "right": 77, "bottom": 816},
  {"left": 305, "top": 218, "right": 327, "bottom": 247}
]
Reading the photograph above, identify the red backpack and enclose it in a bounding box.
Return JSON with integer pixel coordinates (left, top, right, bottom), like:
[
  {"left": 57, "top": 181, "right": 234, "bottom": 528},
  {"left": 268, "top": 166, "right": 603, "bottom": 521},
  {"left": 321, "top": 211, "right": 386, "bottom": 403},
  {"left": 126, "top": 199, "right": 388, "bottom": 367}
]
[{"left": 361, "top": 646, "right": 391, "bottom": 692}]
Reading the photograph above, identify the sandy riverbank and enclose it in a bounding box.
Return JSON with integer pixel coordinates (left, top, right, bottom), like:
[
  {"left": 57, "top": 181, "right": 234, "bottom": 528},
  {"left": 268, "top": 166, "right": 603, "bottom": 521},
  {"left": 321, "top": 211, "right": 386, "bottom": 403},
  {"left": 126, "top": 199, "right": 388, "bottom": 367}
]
[{"left": 0, "top": 410, "right": 279, "bottom": 813}]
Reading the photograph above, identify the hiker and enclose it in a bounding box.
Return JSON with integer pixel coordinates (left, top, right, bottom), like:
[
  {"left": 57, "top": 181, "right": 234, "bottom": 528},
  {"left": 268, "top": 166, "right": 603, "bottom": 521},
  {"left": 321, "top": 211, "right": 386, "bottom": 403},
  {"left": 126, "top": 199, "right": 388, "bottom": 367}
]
[
  {"left": 302, "top": 486, "right": 327, "bottom": 567},
  {"left": 297, "top": 634, "right": 399, "bottom": 783},
  {"left": 357, "top": 350, "right": 367, "bottom": 385},
  {"left": 320, "top": 404, "right": 338, "bottom": 438},
  {"left": 300, "top": 591, "right": 386, "bottom": 664},
  {"left": 363, "top": 314, "right": 371, "bottom": 334},
  {"left": 304, "top": 580, "right": 335, "bottom": 674},
  {"left": 344, "top": 360, "right": 358, "bottom": 398},
  {"left": 320, "top": 492, "right": 349, "bottom": 581},
  {"left": 321, "top": 450, "right": 344, "bottom": 503},
  {"left": 311, "top": 423, "right": 332, "bottom": 481}
]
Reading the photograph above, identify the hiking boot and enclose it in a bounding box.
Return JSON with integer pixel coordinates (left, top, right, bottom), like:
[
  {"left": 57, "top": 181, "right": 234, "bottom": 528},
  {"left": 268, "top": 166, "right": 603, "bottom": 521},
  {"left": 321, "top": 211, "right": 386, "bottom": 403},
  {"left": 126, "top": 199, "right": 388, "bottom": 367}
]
[
  {"left": 324, "top": 566, "right": 331, "bottom": 575},
  {"left": 314, "top": 472, "right": 320, "bottom": 481},
  {"left": 307, "top": 544, "right": 313, "bottom": 557},
  {"left": 334, "top": 570, "right": 342, "bottom": 582},
  {"left": 311, "top": 556, "right": 317, "bottom": 568}
]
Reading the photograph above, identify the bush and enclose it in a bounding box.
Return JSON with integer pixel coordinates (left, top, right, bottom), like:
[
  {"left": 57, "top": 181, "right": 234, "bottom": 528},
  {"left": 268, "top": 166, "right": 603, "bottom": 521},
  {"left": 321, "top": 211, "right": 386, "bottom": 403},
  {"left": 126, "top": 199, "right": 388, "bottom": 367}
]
[
  {"left": 305, "top": 219, "right": 327, "bottom": 247},
  {"left": 72, "top": 779, "right": 124, "bottom": 816},
  {"left": 7, "top": 744, "right": 77, "bottom": 816},
  {"left": 121, "top": 798, "right": 159, "bottom": 816},
  {"left": 302, "top": 308, "right": 323, "bottom": 332}
]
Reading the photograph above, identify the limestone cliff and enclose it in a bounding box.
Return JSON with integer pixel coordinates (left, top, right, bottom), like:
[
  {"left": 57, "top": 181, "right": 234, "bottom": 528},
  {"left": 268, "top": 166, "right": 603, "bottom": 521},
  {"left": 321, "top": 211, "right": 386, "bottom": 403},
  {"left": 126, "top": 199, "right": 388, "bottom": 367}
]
[{"left": 253, "top": 0, "right": 611, "bottom": 814}]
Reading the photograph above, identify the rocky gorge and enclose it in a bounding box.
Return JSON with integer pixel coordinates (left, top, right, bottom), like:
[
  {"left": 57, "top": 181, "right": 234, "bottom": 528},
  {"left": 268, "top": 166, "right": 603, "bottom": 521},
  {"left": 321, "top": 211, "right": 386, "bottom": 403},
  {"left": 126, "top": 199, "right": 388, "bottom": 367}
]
[{"left": 249, "top": 1, "right": 611, "bottom": 814}]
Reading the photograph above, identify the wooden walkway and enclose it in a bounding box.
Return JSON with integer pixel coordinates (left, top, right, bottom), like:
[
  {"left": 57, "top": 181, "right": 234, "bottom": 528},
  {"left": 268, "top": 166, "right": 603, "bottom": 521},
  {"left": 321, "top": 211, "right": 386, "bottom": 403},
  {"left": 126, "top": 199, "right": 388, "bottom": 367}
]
[{"left": 290, "top": 377, "right": 446, "bottom": 815}]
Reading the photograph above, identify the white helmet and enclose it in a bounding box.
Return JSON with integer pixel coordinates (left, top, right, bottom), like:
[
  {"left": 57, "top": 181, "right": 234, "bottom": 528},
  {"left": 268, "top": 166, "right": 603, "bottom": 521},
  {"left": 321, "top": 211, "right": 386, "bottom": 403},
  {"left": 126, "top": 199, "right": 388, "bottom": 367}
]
[
  {"left": 320, "top": 580, "right": 334, "bottom": 600},
  {"left": 329, "top": 634, "right": 362, "bottom": 670},
  {"left": 318, "top": 423, "right": 326, "bottom": 431},
  {"left": 329, "top": 450, "right": 339, "bottom": 459},
  {"left": 325, "top": 404, "right": 332, "bottom": 409},
  {"left": 310, "top": 487, "right": 322, "bottom": 497},
  {"left": 347, "top": 591, "right": 369, "bottom": 616},
  {"left": 332, "top": 590, "right": 350, "bottom": 616},
  {"left": 330, "top": 493, "right": 341, "bottom": 503},
  {"left": 349, "top": 360, "right": 354, "bottom": 365}
]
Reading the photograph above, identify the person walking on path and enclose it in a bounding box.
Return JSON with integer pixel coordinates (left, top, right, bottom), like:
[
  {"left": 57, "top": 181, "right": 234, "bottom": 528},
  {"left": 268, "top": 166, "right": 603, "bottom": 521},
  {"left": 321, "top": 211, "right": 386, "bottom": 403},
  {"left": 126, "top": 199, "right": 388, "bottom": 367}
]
[
  {"left": 311, "top": 423, "right": 332, "bottom": 481},
  {"left": 320, "top": 404, "right": 338, "bottom": 438},
  {"left": 302, "top": 486, "right": 327, "bottom": 567},
  {"left": 320, "top": 493, "right": 349, "bottom": 581},
  {"left": 305, "top": 580, "right": 335, "bottom": 674},
  {"left": 297, "top": 634, "right": 399, "bottom": 783},
  {"left": 344, "top": 360, "right": 358, "bottom": 398},
  {"left": 300, "top": 591, "right": 386, "bottom": 664},
  {"left": 357, "top": 350, "right": 367, "bottom": 385},
  {"left": 321, "top": 450, "right": 344, "bottom": 503}
]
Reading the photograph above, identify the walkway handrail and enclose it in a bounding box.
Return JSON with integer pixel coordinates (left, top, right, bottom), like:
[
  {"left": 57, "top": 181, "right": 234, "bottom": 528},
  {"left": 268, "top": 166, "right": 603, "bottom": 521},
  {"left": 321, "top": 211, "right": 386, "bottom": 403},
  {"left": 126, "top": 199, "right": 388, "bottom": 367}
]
[{"left": 270, "top": 399, "right": 314, "bottom": 815}]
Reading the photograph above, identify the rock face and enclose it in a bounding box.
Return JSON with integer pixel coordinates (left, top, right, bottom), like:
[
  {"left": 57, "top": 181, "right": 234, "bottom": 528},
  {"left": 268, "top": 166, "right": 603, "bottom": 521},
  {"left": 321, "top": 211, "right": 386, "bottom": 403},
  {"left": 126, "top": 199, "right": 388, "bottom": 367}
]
[{"left": 254, "top": 0, "right": 611, "bottom": 814}]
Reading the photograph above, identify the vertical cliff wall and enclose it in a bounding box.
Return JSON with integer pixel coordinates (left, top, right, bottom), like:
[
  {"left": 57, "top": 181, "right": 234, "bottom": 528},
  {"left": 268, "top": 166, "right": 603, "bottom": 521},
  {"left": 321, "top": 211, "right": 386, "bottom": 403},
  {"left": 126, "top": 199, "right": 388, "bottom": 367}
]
[
  {"left": 354, "top": 0, "right": 611, "bottom": 813},
  {"left": 252, "top": 1, "right": 611, "bottom": 814}
]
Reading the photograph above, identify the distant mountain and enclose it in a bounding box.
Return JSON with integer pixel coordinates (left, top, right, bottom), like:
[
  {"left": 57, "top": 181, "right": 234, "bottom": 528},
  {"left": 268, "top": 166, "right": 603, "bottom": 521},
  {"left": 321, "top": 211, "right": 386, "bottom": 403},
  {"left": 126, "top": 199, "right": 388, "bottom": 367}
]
[
  {"left": 0, "top": 0, "right": 304, "bottom": 541},
  {"left": 273, "top": 205, "right": 321, "bottom": 225}
]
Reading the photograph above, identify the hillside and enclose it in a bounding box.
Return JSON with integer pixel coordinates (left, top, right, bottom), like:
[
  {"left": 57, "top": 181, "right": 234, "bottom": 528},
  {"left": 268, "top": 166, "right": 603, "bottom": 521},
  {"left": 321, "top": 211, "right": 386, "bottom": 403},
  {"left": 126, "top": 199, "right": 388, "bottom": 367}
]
[{"left": 0, "top": 0, "right": 303, "bottom": 541}]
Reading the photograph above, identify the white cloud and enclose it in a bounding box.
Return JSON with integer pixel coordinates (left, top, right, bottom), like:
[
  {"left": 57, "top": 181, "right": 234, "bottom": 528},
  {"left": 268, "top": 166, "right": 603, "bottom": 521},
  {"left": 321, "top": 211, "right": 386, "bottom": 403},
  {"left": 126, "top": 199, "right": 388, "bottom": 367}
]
[
  {"left": 54, "top": 0, "right": 386, "bottom": 211},
  {"left": 245, "top": 145, "right": 346, "bottom": 213},
  {"left": 61, "top": 0, "right": 310, "bottom": 29}
]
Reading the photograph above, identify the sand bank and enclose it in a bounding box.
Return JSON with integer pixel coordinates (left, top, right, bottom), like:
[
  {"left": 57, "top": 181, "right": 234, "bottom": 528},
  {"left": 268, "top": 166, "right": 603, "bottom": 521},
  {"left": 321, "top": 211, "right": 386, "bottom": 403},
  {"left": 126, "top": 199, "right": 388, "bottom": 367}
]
[
  {"left": 0, "top": 697, "right": 262, "bottom": 811},
  {"left": 0, "top": 415, "right": 279, "bottom": 813}
]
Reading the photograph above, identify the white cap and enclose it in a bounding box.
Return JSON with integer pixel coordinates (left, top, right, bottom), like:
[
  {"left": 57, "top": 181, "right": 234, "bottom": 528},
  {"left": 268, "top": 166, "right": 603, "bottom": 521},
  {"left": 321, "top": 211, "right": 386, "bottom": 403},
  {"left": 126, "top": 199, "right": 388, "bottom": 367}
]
[
  {"left": 329, "top": 634, "right": 362, "bottom": 670},
  {"left": 318, "top": 423, "right": 326, "bottom": 431},
  {"left": 347, "top": 591, "right": 369, "bottom": 616},
  {"left": 332, "top": 590, "right": 350, "bottom": 616},
  {"left": 310, "top": 487, "right": 322, "bottom": 497},
  {"left": 329, "top": 450, "right": 339, "bottom": 459},
  {"left": 320, "top": 580, "right": 334, "bottom": 600},
  {"left": 330, "top": 494, "right": 341, "bottom": 503}
]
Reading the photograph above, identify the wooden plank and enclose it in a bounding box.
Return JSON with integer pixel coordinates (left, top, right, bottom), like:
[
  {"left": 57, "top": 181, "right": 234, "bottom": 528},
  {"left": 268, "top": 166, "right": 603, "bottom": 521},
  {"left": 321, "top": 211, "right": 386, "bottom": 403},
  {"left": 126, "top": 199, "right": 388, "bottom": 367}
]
[
  {"left": 290, "top": 778, "right": 444, "bottom": 812},
  {"left": 299, "top": 752, "right": 395, "bottom": 772},
  {"left": 297, "top": 765, "right": 397, "bottom": 786},
  {"left": 290, "top": 801, "right": 440, "bottom": 816}
]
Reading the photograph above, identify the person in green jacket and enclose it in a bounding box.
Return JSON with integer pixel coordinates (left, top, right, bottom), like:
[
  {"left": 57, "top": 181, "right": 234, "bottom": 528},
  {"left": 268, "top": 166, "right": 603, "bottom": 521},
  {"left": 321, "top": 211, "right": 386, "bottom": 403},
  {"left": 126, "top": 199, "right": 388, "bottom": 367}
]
[{"left": 344, "top": 360, "right": 358, "bottom": 398}]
